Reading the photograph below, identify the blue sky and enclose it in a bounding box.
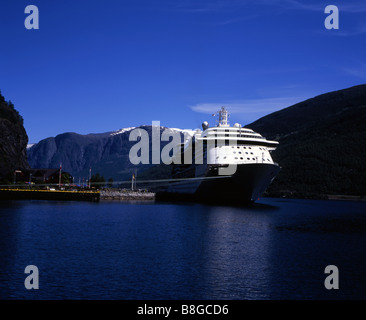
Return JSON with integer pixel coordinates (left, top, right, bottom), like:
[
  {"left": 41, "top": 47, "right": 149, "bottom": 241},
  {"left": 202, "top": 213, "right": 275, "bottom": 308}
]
[{"left": 0, "top": 0, "right": 365, "bottom": 143}]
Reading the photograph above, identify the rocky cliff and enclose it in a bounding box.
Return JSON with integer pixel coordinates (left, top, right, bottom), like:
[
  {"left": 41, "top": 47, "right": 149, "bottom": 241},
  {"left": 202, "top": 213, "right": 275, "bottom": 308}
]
[{"left": 0, "top": 92, "right": 29, "bottom": 182}]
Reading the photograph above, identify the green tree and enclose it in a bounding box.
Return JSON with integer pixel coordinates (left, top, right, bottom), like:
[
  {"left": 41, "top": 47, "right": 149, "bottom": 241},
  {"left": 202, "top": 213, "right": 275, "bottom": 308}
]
[{"left": 90, "top": 173, "right": 105, "bottom": 189}]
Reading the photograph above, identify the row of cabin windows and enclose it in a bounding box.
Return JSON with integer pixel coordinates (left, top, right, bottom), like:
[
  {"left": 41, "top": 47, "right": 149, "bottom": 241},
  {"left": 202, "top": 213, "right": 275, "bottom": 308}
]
[
  {"left": 233, "top": 151, "right": 254, "bottom": 155},
  {"left": 207, "top": 134, "right": 264, "bottom": 140},
  {"left": 200, "top": 140, "right": 271, "bottom": 147},
  {"left": 231, "top": 146, "right": 252, "bottom": 149},
  {"left": 199, "top": 143, "right": 274, "bottom": 152},
  {"left": 216, "top": 156, "right": 272, "bottom": 162},
  {"left": 230, "top": 146, "right": 267, "bottom": 150},
  {"left": 210, "top": 129, "right": 254, "bottom": 133}
]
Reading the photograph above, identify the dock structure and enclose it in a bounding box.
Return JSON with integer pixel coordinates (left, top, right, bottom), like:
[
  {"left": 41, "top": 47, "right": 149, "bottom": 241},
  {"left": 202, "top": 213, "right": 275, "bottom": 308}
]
[
  {"left": 100, "top": 189, "right": 155, "bottom": 201},
  {"left": 0, "top": 188, "right": 100, "bottom": 202}
]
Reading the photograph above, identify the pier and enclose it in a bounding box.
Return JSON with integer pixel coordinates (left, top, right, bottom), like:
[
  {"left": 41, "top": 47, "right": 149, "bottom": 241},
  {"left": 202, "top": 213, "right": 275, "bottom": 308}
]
[
  {"left": 0, "top": 188, "right": 100, "bottom": 202},
  {"left": 100, "top": 189, "right": 155, "bottom": 201},
  {"left": 0, "top": 188, "right": 157, "bottom": 202}
]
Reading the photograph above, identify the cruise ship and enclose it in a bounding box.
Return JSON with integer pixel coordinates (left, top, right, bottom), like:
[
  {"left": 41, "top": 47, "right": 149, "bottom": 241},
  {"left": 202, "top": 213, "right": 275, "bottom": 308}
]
[{"left": 156, "top": 107, "right": 280, "bottom": 204}]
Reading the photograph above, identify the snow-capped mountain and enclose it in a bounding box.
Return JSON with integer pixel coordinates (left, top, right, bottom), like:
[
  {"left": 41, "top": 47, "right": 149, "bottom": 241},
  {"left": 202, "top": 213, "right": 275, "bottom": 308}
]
[
  {"left": 27, "top": 125, "right": 194, "bottom": 181},
  {"left": 110, "top": 127, "right": 136, "bottom": 136}
]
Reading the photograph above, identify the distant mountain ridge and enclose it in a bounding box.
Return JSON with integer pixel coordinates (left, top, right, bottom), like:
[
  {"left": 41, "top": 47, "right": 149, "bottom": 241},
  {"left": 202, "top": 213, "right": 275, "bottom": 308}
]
[{"left": 27, "top": 126, "right": 194, "bottom": 182}]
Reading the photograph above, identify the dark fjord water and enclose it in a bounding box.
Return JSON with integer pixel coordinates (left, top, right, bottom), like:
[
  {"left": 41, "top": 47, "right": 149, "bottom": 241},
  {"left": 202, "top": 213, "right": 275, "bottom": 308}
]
[{"left": 0, "top": 198, "right": 366, "bottom": 300}]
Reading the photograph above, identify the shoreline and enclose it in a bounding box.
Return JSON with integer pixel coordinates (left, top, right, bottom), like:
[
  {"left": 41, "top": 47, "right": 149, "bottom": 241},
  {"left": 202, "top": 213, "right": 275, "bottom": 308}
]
[
  {"left": 0, "top": 188, "right": 100, "bottom": 201},
  {"left": 264, "top": 193, "right": 366, "bottom": 202},
  {"left": 0, "top": 188, "right": 364, "bottom": 203},
  {"left": 325, "top": 194, "right": 366, "bottom": 202}
]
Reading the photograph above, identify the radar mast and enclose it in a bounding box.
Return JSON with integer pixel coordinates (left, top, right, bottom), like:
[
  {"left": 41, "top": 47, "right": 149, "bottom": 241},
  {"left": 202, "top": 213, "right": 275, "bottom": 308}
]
[{"left": 212, "top": 107, "right": 230, "bottom": 127}]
